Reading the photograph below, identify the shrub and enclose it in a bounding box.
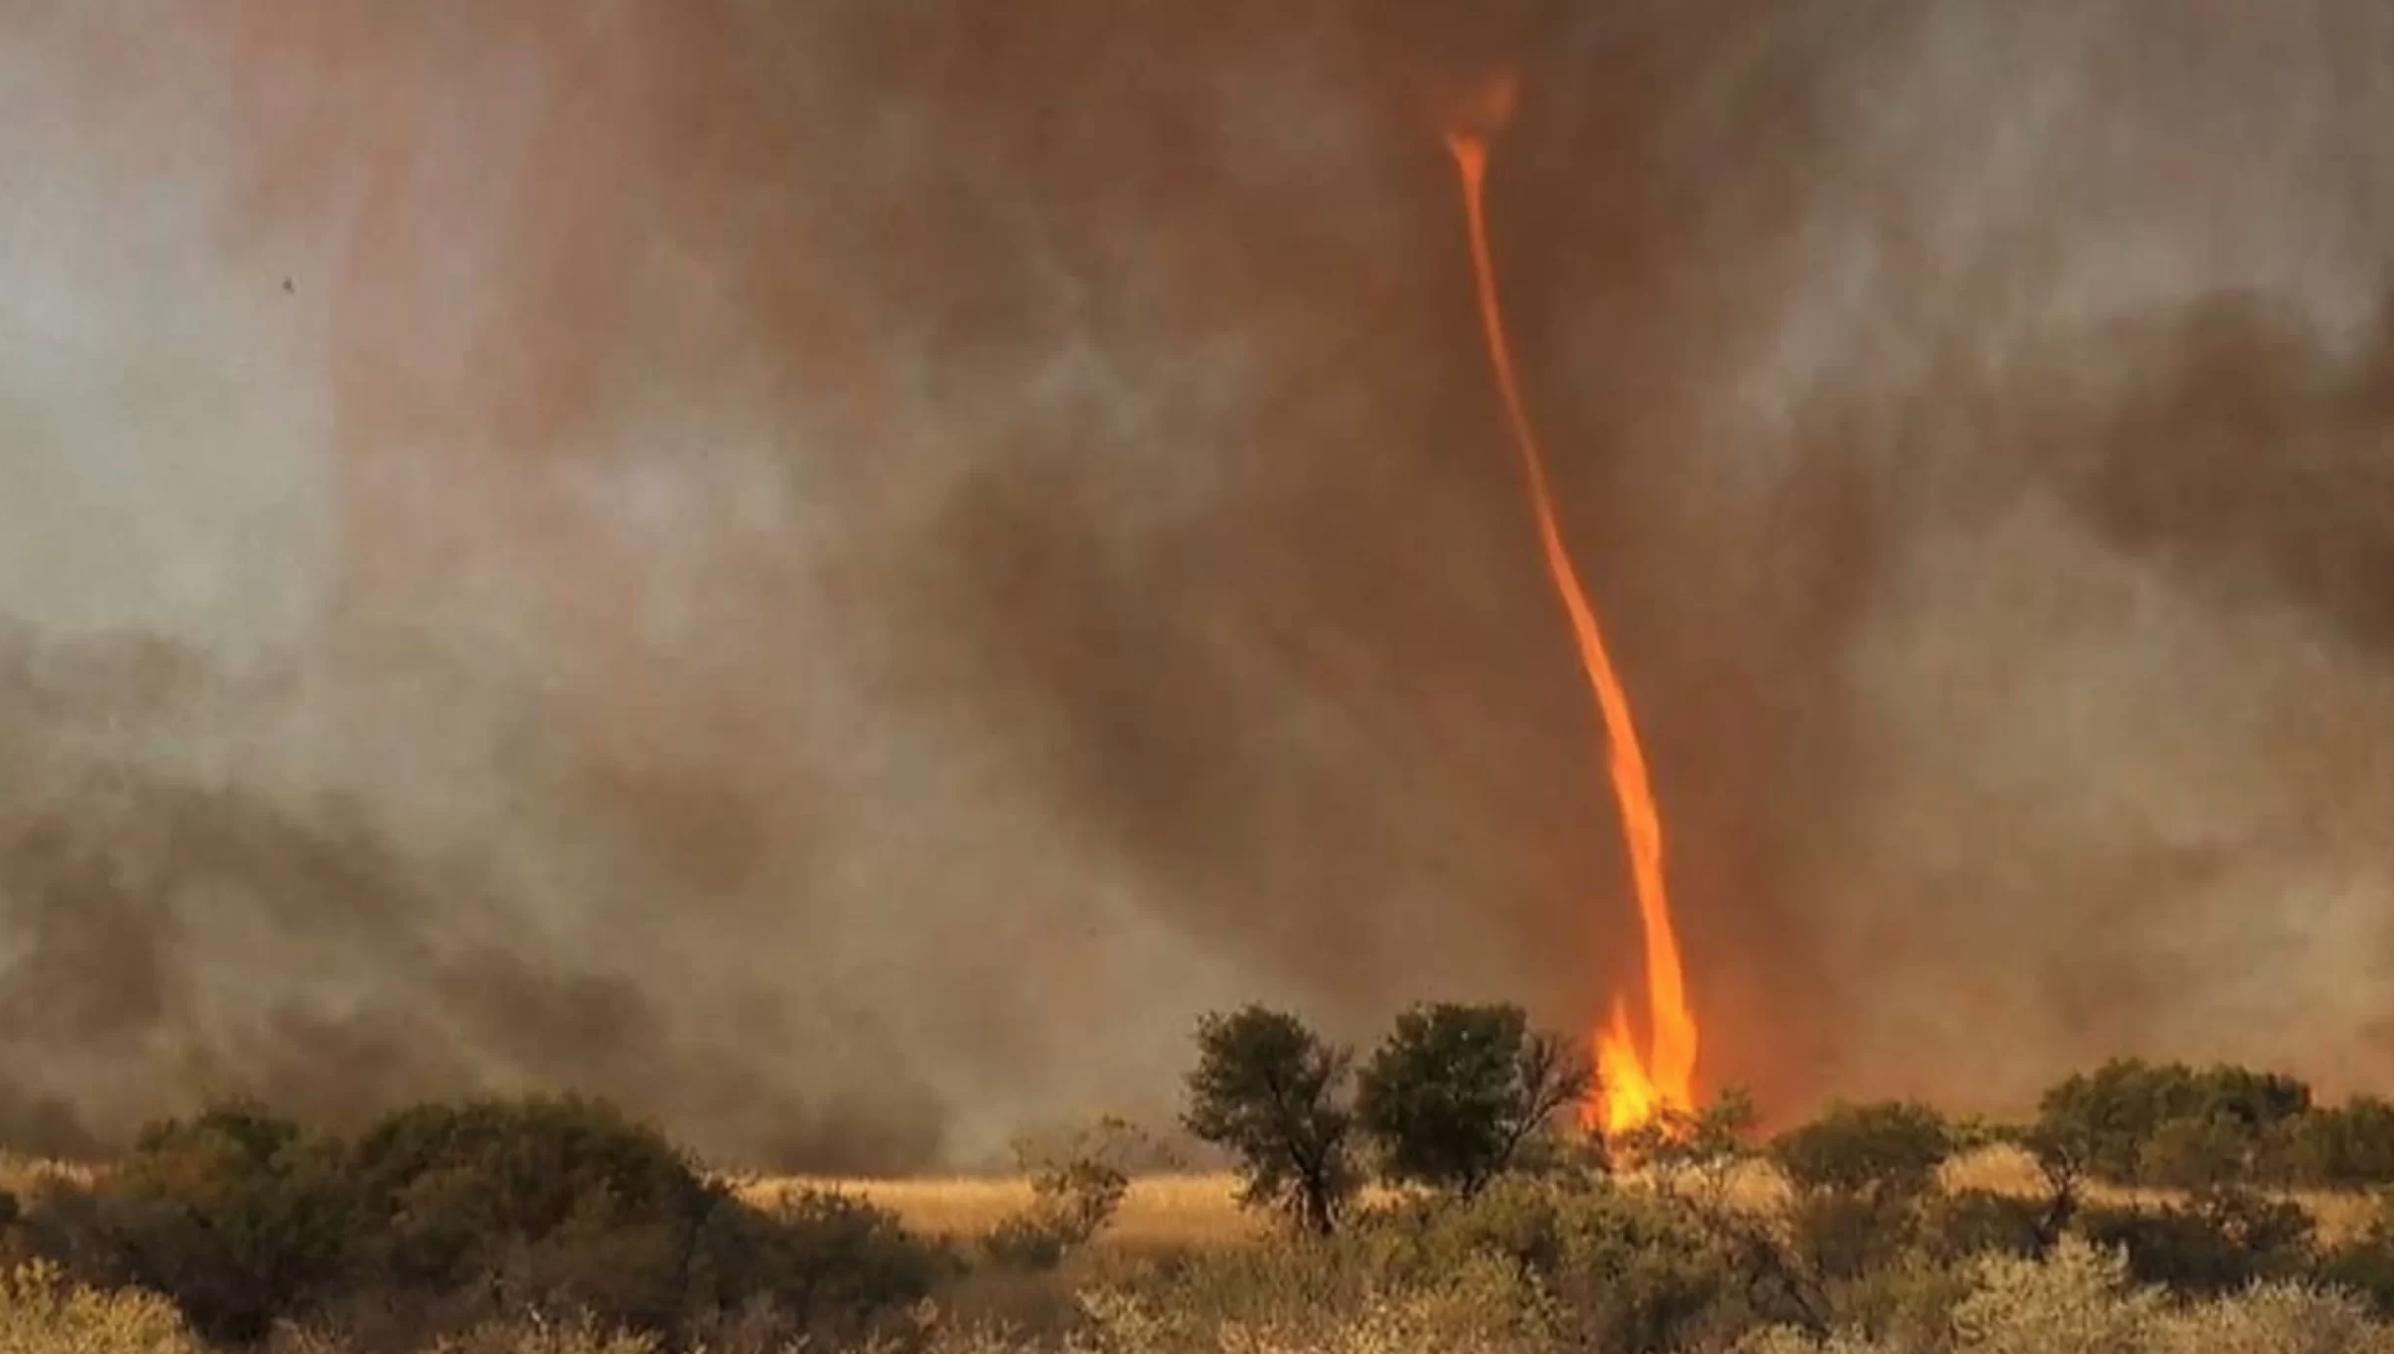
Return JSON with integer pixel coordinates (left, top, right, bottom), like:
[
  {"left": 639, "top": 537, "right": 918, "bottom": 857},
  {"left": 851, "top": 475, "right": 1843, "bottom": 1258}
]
[
  {"left": 980, "top": 1118, "right": 1145, "bottom": 1273},
  {"left": 1809, "top": 1256, "right": 1974, "bottom": 1351},
  {"left": 1354, "top": 1003, "right": 1590, "bottom": 1199},
  {"left": 359, "top": 1101, "right": 944, "bottom": 1342},
  {"left": 1770, "top": 1102, "right": 1955, "bottom": 1292},
  {"left": 980, "top": 1210, "right": 1082, "bottom": 1275},
  {"left": 2137, "top": 1113, "right": 2255, "bottom": 1191},
  {"left": 2315, "top": 1198, "right": 2394, "bottom": 1317},
  {"left": 1774, "top": 1103, "right": 1953, "bottom": 1204},
  {"left": 2077, "top": 1188, "right": 2315, "bottom": 1297},
  {"left": 1419, "top": 1175, "right": 1782, "bottom": 1353},
  {"left": 1078, "top": 1245, "right": 1556, "bottom": 1354},
  {"left": 1785, "top": 1190, "right": 1916, "bottom": 1284},
  {"left": 1948, "top": 1238, "right": 2164, "bottom": 1354},
  {"left": 2150, "top": 1281, "right": 2390, "bottom": 1354},
  {"left": 1920, "top": 1189, "right": 2048, "bottom": 1263},
  {"left": 2036, "top": 1061, "right": 2311, "bottom": 1187},
  {"left": 1183, "top": 1008, "right": 1360, "bottom": 1236},
  {"left": 424, "top": 1312, "right": 662, "bottom": 1354},
  {"left": 23, "top": 1097, "right": 946, "bottom": 1349},
  {"left": 337, "top": 1097, "right": 721, "bottom": 1335},
  {"left": 26, "top": 1104, "right": 354, "bottom": 1343},
  {"left": 2269, "top": 1098, "right": 2394, "bottom": 1188},
  {"left": 1742, "top": 1246, "right": 2394, "bottom": 1354},
  {"left": 0, "top": 1258, "right": 205, "bottom": 1354}
]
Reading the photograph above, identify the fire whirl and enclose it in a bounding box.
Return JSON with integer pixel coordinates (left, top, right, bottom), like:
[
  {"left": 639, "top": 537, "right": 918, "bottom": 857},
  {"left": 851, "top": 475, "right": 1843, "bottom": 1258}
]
[{"left": 1443, "top": 79, "right": 1699, "bottom": 1136}]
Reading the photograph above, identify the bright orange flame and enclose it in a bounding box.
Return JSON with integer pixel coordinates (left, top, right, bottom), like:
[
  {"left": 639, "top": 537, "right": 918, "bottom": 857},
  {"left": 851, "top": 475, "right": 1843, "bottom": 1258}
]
[{"left": 1445, "top": 97, "right": 1699, "bottom": 1136}]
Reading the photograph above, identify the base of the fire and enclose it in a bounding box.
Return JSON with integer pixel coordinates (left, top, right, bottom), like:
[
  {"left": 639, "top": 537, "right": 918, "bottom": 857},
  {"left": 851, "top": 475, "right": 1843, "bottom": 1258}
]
[{"left": 6, "top": 1008, "right": 2394, "bottom": 1354}]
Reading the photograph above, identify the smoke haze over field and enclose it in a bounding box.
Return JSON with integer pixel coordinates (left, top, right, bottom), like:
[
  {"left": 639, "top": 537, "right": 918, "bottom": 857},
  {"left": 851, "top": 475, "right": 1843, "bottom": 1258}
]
[{"left": 2, "top": 2, "right": 2391, "bottom": 1167}]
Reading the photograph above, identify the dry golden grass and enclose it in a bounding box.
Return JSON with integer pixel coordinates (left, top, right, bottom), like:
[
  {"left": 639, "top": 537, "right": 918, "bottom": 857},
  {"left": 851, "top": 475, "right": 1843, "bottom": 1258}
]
[
  {"left": 1936, "top": 1144, "right": 2387, "bottom": 1244},
  {"left": 736, "top": 1172, "right": 1264, "bottom": 1250},
  {"left": 0, "top": 1154, "right": 95, "bottom": 1197},
  {"left": 738, "top": 1146, "right": 2389, "bottom": 1251}
]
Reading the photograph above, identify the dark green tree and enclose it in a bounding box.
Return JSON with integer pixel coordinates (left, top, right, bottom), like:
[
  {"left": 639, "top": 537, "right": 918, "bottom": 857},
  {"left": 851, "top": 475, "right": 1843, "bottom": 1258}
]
[
  {"left": 1182, "top": 1007, "right": 1359, "bottom": 1235},
  {"left": 2034, "top": 1059, "right": 2310, "bottom": 1186},
  {"left": 1772, "top": 1101, "right": 1953, "bottom": 1281},
  {"left": 57, "top": 1103, "right": 354, "bottom": 1343},
  {"left": 1355, "top": 1002, "right": 1590, "bottom": 1198},
  {"left": 1773, "top": 1101, "right": 1953, "bottom": 1203}
]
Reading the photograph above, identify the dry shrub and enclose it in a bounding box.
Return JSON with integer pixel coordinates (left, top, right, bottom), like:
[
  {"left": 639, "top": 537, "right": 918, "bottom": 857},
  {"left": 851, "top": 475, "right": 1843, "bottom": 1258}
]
[
  {"left": 0, "top": 1259, "right": 202, "bottom": 1354},
  {"left": 421, "top": 1313, "right": 660, "bottom": 1354},
  {"left": 1050, "top": 1176, "right": 1773, "bottom": 1354},
  {"left": 2151, "top": 1283, "right": 2393, "bottom": 1354},
  {"left": 983, "top": 1123, "right": 1143, "bottom": 1272},
  {"left": 1740, "top": 1239, "right": 2394, "bottom": 1354},
  {"left": 1947, "top": 1240, "right": 2164, "bottom": 1354},
  {"left": 1068, "top": 1250, "right": 1554, "bottom": 1354}
]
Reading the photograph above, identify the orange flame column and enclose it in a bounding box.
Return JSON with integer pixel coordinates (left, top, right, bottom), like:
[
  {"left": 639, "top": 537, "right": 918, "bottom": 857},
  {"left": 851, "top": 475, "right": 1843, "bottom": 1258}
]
[{"left": 1444, "top": 114, "right": 1698, "bottom": 1135}]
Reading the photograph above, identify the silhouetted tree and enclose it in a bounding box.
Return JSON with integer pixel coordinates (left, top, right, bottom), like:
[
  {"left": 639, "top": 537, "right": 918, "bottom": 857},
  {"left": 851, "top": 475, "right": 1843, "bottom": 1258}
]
[
  {"left": 1355, "top": 1002, "right": 1590, "bottom": 1198},
  {"left": 1182, "top": 1007, "right": 1359, "bottom": 1235}
]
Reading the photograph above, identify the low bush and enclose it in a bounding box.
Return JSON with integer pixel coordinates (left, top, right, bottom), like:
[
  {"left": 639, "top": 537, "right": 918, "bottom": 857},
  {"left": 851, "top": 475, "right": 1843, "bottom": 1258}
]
[
  {"left": 0, "top": 1258, "right": 206, "bottom": 1354},
  {"left": 1387, "top": 1174, "right": 1794, "bottom": 1352},
  {"left": 2034, "top": 1061, "right": 2311, "bottom": 1187},
  {"left": 982, "top": 1121, "right": 1138, "bottom": 1271},
  {"left": 420, "top": 1313, "right": 661, "bottom": 1354},
  {"left": 1774, "top": 1103, "right": 1952, "bottom": 1204},
  {"left": 2269, "top": 1098, "right": 2394, "bottom": 1189},
  {"left": 338, "top": 1096, "right": 737, "bottom": 1338},
  {"left": 1784, "top": 1190, "right": 1915, "bottom": 1284},
  {"left": 1918, "top": 1189, "right": 2047, "bottom": 1263},
  {"left": 28, "top": 1105, "right": 353, "bottom": 1343},
  {"left": 1741, "top": 1240, "right": 2394, "bottom": 1354},
  {"left": 2316, "top": 1197, "right": 2394, "bottom": 1317},
  {"left": 21, "top": 1098, "right": 945, "bottom": 1351},
  {"left": 2077, "top": 1188, "right": 2315, "bottom": 1296}
]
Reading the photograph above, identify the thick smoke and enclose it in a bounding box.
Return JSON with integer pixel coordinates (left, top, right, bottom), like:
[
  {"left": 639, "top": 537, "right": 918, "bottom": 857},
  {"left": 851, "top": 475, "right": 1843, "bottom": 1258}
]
[{"left": 1, "top": 2, "right": 2389, "bottom": 1164}]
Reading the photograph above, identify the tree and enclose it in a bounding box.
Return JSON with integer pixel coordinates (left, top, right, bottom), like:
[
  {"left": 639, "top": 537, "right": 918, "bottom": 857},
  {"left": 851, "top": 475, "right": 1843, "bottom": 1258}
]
[
  {"left": 1771, "top": 1101, "right": 1954, "bottom": 1281},
  {"left": 57, "top": 1103, "right": 355, "bottom": 1343},
  {"left": 1355, "top": 1002, "right": 1590, "bottom": 1198},
  {"left": 2034, "top": 1059, "right": 2311, "bottom": 1186},
  {"left": 1772, "top": 1101, "right": 1953, "bottom": 1203},
  {"left": 1182, "top": 1007, "right": 1359, "bottom": 1235}
]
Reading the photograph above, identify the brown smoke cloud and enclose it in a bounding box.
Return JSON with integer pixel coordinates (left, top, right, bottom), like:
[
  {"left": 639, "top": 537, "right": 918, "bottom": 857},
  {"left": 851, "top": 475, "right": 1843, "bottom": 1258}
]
[{"left": 0, "top": 1, "right": 2389, "bottom": 1164}]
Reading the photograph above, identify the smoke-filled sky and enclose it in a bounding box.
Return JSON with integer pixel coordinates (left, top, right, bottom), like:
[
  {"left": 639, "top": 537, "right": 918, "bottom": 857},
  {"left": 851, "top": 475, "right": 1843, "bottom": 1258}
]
[{"left": 3, "top": 1, "right": 2391, "bottom": 1169}]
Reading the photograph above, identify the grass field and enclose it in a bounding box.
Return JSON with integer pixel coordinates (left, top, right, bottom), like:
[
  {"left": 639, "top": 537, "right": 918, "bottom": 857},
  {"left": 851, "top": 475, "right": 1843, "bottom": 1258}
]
[
  {"left": 737, "top": 1171, "right": 1268, "bottom": 1249},
  {"left": 738, "top": 1145, "right": 2388, "bottom": 1251},
  {"left": 23, "top": 1141, "right": 2383, "bottom": 1251}
]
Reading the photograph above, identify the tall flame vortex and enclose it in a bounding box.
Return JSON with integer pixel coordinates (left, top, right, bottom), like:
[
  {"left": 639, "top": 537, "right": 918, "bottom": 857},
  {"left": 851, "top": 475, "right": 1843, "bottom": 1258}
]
[{"left": 1445, "top": 102, "right": 1699, "bottom": 1135}]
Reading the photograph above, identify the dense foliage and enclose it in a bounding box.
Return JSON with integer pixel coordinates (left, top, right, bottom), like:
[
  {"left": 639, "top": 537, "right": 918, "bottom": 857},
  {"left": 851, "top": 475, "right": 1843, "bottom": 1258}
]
[
  {"left": 1180, "top": 1007, "right": 1362, "bottom": 1236},
  {"left": 9, "top": 1098, "right": 943, "bottom": 1349},
  {"left": 1355, "top": 1003, "right": 1589, "bottom": 1198}
]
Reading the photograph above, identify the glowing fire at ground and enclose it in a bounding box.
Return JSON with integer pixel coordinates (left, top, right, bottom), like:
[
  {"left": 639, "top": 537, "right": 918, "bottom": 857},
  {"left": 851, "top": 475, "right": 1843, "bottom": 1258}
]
[{"left": 1444, "top": 79, "right": 1699, "bottom": 1136}]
